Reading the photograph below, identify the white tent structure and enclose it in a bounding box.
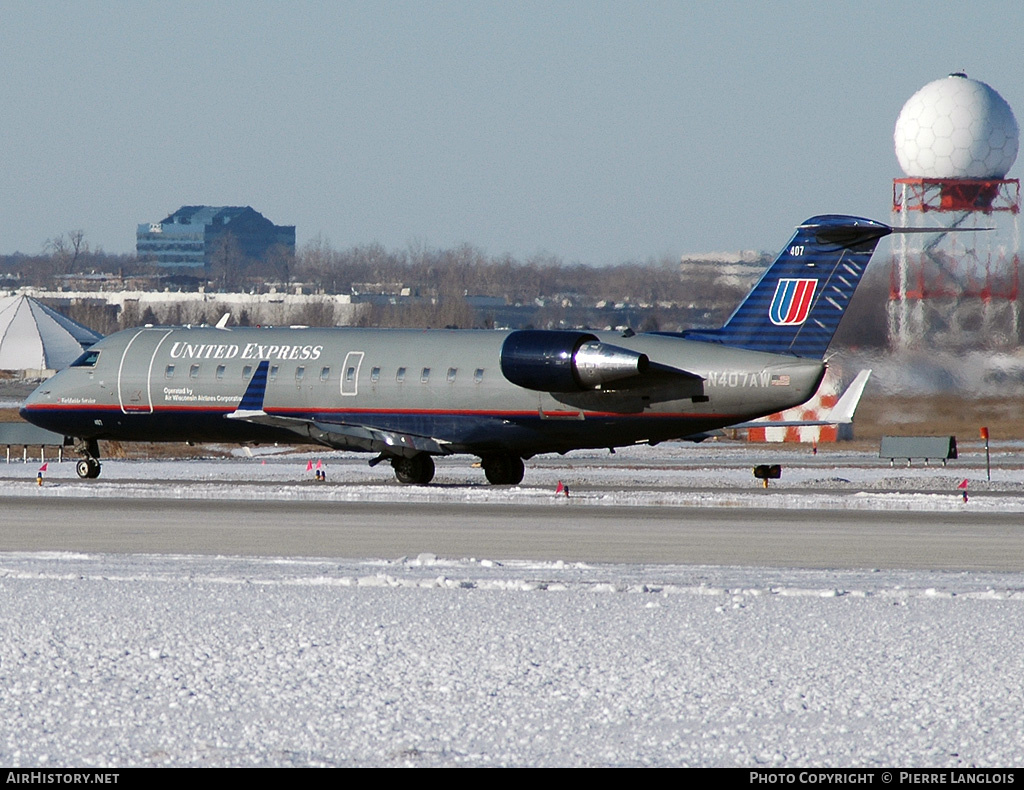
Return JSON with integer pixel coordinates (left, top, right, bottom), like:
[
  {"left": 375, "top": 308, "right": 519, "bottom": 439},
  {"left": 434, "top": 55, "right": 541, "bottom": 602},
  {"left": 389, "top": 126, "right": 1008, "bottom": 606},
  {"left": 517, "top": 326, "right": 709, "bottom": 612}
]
[{"left": 0, "top": 295, "right": 103, "bottom": 376}]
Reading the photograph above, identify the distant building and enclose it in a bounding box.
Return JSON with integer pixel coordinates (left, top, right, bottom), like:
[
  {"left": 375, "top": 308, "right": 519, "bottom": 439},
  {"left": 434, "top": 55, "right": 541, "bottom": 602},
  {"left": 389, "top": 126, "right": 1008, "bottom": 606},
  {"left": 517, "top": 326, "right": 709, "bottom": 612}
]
[
  {"left": 136, "top": 206, "right": 295, "bottom": 270},
  {"left": 0, "top": 295, "right": 103, "bottom": 375}
]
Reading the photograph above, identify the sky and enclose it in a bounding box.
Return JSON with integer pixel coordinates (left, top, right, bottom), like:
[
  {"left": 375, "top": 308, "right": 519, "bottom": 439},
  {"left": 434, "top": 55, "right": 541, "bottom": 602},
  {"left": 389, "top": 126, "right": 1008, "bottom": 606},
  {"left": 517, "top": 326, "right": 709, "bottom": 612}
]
[{"left": 3, "top": 1, "right": 1024, "bottom": 265}]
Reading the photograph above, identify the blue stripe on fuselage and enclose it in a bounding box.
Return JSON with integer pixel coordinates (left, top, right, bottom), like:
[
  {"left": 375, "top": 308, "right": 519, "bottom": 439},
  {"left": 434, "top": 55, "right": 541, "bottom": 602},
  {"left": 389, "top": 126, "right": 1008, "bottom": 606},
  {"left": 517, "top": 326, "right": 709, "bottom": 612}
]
[{"left": 19, "top": 404, "right": 738, "bottom": 455}]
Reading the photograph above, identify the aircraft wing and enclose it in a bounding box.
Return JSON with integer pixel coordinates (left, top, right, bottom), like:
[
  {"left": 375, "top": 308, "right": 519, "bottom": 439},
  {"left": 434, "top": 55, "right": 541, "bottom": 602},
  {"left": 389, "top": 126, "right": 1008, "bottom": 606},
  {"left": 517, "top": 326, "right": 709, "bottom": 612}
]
[
  {"left": 229, "top": 410, "right": 449, "bottom": 456},
  {"left": 225, "top": 361, "right": 448, "bottom": 456}
]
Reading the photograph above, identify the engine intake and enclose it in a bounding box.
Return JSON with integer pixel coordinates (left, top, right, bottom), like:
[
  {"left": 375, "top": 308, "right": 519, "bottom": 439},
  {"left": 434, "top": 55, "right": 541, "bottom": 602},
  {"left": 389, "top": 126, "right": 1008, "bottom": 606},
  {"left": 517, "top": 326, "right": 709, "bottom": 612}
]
[{"left": 500, "top": 330, "right": 649, "bottom": 392}]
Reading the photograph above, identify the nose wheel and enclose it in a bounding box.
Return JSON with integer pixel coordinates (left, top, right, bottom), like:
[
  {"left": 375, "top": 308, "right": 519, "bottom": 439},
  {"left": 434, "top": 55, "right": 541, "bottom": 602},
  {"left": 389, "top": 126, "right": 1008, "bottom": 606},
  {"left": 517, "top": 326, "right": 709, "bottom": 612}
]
[{"left": 76, "top": 458, "right": 101, "bottom": 479}]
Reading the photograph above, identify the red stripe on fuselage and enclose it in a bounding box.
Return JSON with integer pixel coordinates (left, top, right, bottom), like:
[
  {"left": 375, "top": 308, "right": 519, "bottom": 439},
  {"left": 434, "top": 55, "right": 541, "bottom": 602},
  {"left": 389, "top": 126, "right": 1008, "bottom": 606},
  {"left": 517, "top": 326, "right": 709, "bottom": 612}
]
[{"left": 22, "top": 403, "right": 739, "bottom": 421}]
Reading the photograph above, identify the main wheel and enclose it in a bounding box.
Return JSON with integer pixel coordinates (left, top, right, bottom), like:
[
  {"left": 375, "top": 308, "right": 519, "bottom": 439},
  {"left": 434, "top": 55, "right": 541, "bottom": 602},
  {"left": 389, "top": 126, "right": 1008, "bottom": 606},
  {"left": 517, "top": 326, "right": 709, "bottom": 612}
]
[
  {"left": 482, "top": 454, "right": 525, "bottom": 485},
  {"left": 392, "top": 453, "right": 435, "bottom": 485},
  {"left": 76, "top": 458, "right": 101, "bottom": 479}
]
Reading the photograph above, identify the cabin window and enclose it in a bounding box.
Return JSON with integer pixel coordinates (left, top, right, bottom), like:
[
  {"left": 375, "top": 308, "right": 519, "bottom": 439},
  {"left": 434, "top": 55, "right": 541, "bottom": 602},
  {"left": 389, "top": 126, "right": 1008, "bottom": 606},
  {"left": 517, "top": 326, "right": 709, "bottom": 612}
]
[
  {"left": 447, "top": 367, "right": 457, "bottom": 383},
  {"left": 242, "top": 365, "right": 253, "bottom": 379},
  {"left": 216, "top": 365, "right": 226, "bottom": 380},
  {"left": 320, "top": 367, "right": 331, "bottom": 382},
  {"left": 70, "top": 350, "right": 100, "bottom": 368},
  {"left": 164, "top": 364, "right": 175, "bottom": 379},
  {"left": 396, "top": 367, "right": 406, "bottom": 383},
  {"left": 295, "top": 366, "right": 306, "bottom": 383},
  {"left": 474, "top": 368, "right": 484, "bottom": 383},
  {"left": 189, "top": 364, "right": 200, "bottom": 379},
  {"left": 345, "top": 366, "right": 356, "bottom": 383},
  {"left": 370, "top": 367, "right": 381, "bottom": 382},
  {"left": 269, "top": 365, "right": 279, "bottom": 382},
  {"left": 420, "top": 367, "right": 431, "bottom": 383}
]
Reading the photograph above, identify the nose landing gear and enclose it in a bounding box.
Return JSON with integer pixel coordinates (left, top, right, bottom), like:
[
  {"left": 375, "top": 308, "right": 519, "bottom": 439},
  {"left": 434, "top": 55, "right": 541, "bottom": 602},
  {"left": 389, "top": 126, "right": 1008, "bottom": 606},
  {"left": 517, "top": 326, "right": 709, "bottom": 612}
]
[
  {"left": 76, "top": 457, "right": 102, "bottom": 479},
  {"left": 74, "top": 439, "right": 102, "bottom": 479}
]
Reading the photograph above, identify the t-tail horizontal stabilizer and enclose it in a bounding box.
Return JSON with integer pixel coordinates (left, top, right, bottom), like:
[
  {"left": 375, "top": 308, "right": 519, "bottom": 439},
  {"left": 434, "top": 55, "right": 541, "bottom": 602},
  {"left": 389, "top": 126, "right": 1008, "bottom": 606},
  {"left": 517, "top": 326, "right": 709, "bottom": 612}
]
[{"left": 683, "top": 216, "right": 893, "bottom": 359}]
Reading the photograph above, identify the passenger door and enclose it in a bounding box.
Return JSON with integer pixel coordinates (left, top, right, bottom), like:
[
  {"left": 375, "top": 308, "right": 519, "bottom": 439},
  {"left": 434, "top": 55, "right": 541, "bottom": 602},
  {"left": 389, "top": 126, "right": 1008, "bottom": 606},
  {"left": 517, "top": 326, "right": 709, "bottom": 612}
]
[{"left": 117, "top": 329, "right": 173, "bottom": 414}]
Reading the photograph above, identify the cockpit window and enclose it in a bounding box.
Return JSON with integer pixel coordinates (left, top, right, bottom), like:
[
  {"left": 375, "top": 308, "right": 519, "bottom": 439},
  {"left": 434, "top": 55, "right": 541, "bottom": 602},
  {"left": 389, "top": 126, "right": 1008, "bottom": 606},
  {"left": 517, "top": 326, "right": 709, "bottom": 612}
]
[{"left": 70, "top": 350, "right": 100, "bottom": 368}]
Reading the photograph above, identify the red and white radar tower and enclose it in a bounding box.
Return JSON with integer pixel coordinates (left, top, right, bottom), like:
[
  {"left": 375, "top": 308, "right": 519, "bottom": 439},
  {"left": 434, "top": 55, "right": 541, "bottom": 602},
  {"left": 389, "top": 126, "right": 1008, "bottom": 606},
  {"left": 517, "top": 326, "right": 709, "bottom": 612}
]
[{"left": 890, "top": 73, "right": 1020, "bottom": 350}]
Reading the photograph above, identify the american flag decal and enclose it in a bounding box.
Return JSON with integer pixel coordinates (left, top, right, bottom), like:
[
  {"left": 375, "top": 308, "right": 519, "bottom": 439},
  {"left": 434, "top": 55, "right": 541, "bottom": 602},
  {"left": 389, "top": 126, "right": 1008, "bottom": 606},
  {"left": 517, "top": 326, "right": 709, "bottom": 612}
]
[{"left": 769, "top": 279, "right": 817, "bottom": 326}]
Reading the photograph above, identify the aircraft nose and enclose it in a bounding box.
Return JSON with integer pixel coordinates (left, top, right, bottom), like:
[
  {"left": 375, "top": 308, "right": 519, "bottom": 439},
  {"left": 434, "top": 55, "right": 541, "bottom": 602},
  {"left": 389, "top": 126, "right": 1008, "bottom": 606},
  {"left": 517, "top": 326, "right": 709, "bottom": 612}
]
[{"left": 19, "top": 381, "right": 53, "bottom": 425}]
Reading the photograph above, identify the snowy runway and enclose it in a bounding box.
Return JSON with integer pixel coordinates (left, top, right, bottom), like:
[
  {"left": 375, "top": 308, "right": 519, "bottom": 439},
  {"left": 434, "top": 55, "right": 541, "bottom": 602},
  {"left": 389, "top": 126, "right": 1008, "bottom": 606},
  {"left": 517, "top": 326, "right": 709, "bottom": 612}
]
[
  {"left": 2, "top": 444, "right": 1024, "bottom": 766},
  {"left": 2, "top": 552, "right": 1024, "bottom": 767}
]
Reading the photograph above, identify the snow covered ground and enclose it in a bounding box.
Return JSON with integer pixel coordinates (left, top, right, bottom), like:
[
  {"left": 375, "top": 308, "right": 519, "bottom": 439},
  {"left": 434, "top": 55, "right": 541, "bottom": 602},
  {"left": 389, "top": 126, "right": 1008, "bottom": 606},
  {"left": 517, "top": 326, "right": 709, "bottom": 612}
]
[
  {"left": 2, "top": 443, "right": 1024, "bottom": 767},
  {"left": 3, "top": 552, "right": 1024, "bottom": 767},
  {"left": 6, "top": 440, "right": 1024, "bottom": 513}
]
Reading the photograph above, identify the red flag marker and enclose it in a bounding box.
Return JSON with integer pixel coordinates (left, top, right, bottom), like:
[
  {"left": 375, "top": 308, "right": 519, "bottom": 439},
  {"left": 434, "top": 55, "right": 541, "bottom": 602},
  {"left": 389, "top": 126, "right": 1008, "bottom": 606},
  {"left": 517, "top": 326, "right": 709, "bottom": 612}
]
[
  {"left": 306, "top": 460, "right": 313, "bottom": 472},
  {"left": 555, "top": 481, "right": 564, "bottom": 494},
  {"left": 38, "top": 462, "right": 48, "bottom": 472},
  {"left": 957, "top": 479, "right": 968, "bottom": 489}
]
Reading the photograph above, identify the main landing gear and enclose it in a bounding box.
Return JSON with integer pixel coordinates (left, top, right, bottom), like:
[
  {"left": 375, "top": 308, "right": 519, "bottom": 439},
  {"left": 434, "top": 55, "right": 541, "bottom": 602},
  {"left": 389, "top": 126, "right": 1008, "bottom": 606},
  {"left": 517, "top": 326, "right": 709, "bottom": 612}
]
[
  {"left": 376, "top": 451, "right": 525, "bottom": 486},
  {"left": 481, "top": 453, "right": 525, "bottom": 485},
  {"left": 74, "top": 439, "right": 102, "bottom": 479},
  {"left": 390, "top": 453, "right": 435, "bottom": 485}
]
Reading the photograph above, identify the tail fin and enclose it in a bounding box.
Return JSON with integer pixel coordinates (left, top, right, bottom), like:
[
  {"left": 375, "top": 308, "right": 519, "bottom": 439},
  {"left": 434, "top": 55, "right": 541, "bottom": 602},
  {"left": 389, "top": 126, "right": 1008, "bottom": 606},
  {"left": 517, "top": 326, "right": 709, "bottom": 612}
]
[{"left": 684, "top": 215, "right": 891, "bottom": 358}]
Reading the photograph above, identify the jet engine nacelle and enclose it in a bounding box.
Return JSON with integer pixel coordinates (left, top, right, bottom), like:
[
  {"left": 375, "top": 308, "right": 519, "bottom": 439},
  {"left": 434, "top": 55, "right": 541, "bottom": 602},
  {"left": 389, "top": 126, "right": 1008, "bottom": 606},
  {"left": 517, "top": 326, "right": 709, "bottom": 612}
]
[{"left": 500, "top": 330, "right": 649, "bottom": 392}]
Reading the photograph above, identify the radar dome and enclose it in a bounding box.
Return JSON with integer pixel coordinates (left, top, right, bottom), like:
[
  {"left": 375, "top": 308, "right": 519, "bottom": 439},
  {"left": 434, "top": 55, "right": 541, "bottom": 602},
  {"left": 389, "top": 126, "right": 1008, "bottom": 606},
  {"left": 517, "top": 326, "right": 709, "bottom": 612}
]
[{"left": 894, "top": 73, "right": 1019, "bottom": 179}]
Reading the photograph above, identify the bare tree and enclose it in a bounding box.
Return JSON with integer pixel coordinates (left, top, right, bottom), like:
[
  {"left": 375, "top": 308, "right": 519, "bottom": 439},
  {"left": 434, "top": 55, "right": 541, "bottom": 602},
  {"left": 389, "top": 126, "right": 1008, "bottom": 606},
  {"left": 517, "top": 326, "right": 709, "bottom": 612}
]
[
  {"left": 263, "top": 243, "right": 295, "bottom": 288},
  {"left": 209, "top": 232, "right": 245, "bottom": 291},
  {"left": 43, "top": 230, "right": 90, "bottom": 274},
  {"left": 291, "top": 298, "right": 338, "bottom": 327}
]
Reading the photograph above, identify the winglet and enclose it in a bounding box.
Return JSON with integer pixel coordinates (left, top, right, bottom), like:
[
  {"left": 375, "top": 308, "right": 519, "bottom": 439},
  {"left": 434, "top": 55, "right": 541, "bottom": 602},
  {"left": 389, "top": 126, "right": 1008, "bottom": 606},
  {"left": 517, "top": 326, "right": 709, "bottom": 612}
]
[
  {"left": 227, "top": 360, "right": 270, "bottom": 419},
  {"left": 730, "top": 368, "right": 872, "bottom": 429},
  {"left": 824, "top": 369, "right": 871, "bottom": 424}
]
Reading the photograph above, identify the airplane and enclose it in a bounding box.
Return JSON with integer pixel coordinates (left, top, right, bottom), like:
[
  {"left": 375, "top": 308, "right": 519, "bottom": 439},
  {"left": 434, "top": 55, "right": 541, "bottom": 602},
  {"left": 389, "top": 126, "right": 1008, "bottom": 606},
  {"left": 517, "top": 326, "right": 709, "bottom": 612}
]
[{"left": 21, "top": 214, "right": 893, "bottom": 485}]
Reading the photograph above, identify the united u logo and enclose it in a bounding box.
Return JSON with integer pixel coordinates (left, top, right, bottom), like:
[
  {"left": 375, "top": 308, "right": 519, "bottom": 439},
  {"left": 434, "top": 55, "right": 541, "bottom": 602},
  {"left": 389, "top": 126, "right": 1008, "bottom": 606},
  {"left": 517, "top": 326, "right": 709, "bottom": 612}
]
[{"left": 769, "top": 279, "right": 817, "bottom": 326}]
